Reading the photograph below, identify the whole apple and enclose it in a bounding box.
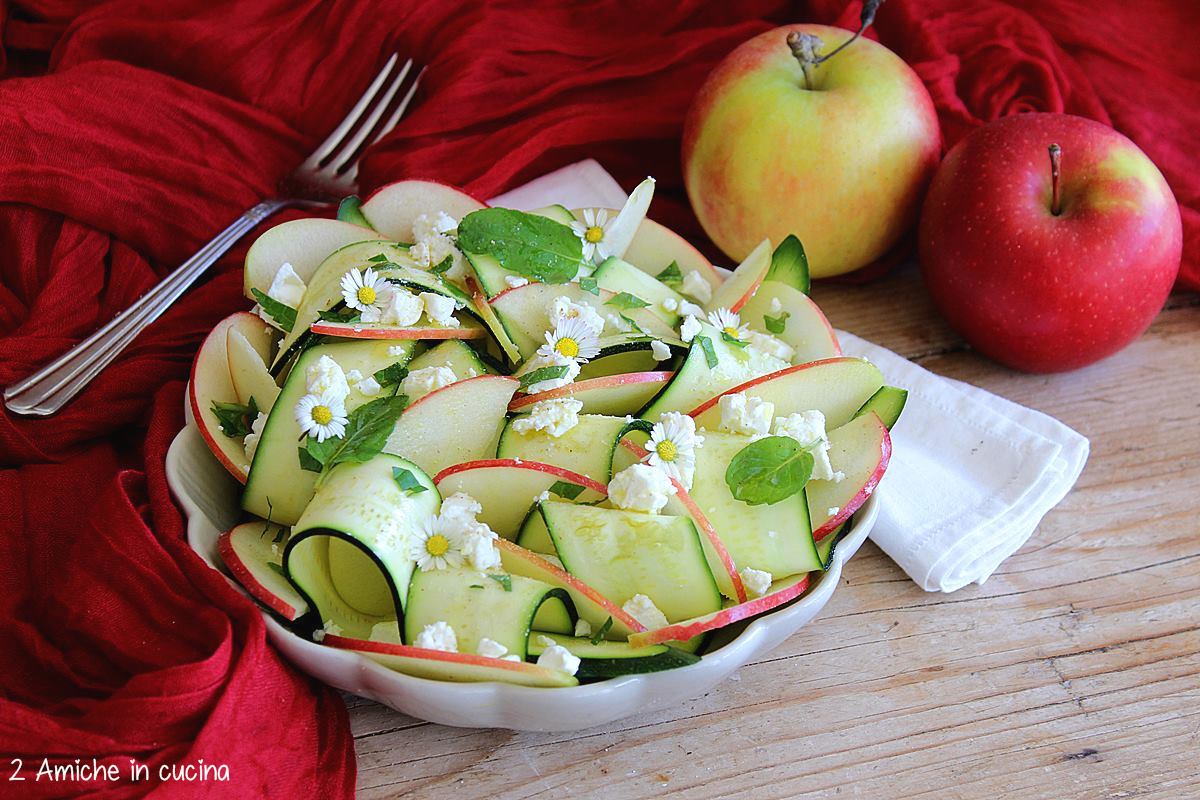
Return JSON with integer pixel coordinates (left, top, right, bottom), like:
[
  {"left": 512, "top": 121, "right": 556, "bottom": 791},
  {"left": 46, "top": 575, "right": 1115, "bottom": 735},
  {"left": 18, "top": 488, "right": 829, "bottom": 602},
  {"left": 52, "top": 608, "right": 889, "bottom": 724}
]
[
  {"left": 682, "top": 24, "right": 940, "bottom": 277},
  {"left": 919, "top": 113, "right": 1182, "bottom": 373}
]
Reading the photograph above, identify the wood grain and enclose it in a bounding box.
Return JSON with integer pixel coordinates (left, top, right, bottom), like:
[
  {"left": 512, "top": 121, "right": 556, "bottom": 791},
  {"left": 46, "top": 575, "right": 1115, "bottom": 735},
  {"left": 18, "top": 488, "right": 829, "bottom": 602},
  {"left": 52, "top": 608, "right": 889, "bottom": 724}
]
[{"left": 349, "top": 266, "right": 1200, "bottom": 799}]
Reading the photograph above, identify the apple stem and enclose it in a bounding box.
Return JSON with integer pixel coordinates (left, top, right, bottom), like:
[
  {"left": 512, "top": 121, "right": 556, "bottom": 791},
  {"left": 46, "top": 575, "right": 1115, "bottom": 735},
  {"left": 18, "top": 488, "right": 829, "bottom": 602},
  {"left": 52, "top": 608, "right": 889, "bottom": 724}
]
[
  {"left": 1049, "top": 143, "right": 1062, "bottom": 216},
  {"left": 787, "top": 0, "right": 885, "bottom": 88}
]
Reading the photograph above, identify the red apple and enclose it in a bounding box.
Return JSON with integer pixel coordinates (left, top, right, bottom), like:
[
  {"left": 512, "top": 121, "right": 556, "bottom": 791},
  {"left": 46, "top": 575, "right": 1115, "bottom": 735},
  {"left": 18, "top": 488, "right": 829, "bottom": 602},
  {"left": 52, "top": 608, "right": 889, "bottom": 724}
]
[{"left": 920, "top": 113, "right": 1182, "bottom": 372}]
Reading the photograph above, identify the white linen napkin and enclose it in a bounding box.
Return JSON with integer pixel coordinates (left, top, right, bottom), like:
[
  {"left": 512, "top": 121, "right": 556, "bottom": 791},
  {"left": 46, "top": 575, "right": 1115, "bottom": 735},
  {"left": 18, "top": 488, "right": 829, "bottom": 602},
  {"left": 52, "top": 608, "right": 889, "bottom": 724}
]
[{"left": 488, "top": 160, "right": 1090, "bottom": 592}]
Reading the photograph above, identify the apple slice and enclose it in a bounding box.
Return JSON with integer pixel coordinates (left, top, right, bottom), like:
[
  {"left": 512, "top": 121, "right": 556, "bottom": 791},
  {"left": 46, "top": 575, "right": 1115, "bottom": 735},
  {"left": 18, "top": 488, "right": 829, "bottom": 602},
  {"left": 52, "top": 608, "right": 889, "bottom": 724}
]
[
  {"left": 508, "top": 371, "right": 673, "bottom": 416},
  {"left": 737, "top": 280, "right": 841, "bottom": 363},
  {"left": 465, "top": 275, "right": 521, "bottom": 363},
  {"left": 809, "top": 412, "right": 892, "bottom": 541},
  {"left": 433, "top": 459, "right": 607, "bottom": 539},
  {"left": 496, "top": 540, "right": 645, "bottom": 639},
  {"left": 243, "top": 218, "right": 387, "bottom": 302},
  {"left": 308, "top": 319, "right": 489, "bottom": 340},
  {"left": 384, "top": 375, "right": 519, "bottom": 477},
  {"left": 627, "top": 572, "right": 811, "bottom": 648},
  {"left": 689, "top": 357, "right": 885, "bottom": 431},
  {"left": 360, "top": 180, "right": 486, "bottom": 242},
  {"left": 705, "top": 238, "right": 771, "bottom": 313},
  {"left": 189, "top": 311, "right": 277, "bottom": 482},
  {"left": 226, "top": 325, "right": 280, "bottom": 409},
  {"left": 218, "top": 521, "right": 308, "bottom": 621},
  {"left": 592, "top": 212, "right": 723, "bottom": 289},
  {"left": 322, "top": 635, "right": 578, "bottom": 687}
]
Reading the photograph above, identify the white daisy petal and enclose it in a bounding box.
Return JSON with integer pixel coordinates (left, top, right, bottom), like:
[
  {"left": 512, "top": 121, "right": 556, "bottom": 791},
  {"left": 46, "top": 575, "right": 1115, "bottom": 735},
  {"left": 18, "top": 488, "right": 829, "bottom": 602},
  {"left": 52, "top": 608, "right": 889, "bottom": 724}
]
[
  {"left": 294, "top": 392, "right": 348, "bottom": 443},
  {"left": 642, "top": 411, "right": 702, "bottom": 489},
  {"left": 537, "top": 317, "right": 601, "bottom": 363}
]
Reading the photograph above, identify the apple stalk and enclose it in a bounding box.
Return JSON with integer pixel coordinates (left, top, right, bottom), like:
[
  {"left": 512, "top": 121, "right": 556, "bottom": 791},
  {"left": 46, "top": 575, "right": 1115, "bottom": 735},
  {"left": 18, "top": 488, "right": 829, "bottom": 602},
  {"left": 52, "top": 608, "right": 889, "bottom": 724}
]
[
  {"left": 786, "top": 0, "right": 886, "bottom": 90},
  {"left": 1048, "top": 143, "right": 1063, "bottom": 216}
]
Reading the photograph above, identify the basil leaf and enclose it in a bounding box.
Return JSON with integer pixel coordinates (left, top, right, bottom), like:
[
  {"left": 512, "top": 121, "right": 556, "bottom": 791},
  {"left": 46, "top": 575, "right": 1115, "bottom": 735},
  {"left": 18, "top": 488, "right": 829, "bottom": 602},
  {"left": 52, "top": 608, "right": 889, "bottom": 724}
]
[
  {"left": 488, "top": 574, "right": 513, "bottom": 592},
  {"left": 589, "top": 616, "right": 614, "bottom": 645},
  {"left": 578, "top": 276, "right": 600, "bottom": 295},
  {"left": 305, "top": 395, "right": 408, "bottom": 473},
  {"left": 655, "top": 261, "right": 683, "bottom": 288},
  {"left": 366, "top": 252, "right": 390, "bottom": 263},
  {"left": 337, "top": 195, "right": 371, "bottom": 228},
  {"left": 469, "top": 584, "right": 484, "bottom": 589},
  {"left": 725, "top": 436, "right": 814, "bottom": 506},
  {"left": 393, "top": 466, "right": 428, "bottom": 494},
  {"left": 210, "top": 397, "right": 258, "bottom": 439},
  {"left": 250, "top": 289, "right": 296, "bottom": 333},
  {"left": 767, "top": 234, "right": 810, "bottom": 294},
  {"left": 519, "top": 364, "right": 569, "bottom": 390},
  {"left": 764, "top": 311, "right": 790, "bottom": 334},
  {"left": 430, "top": 254, "right": 454, "bottom": 275},
  {"left": 721, "top": 331, "right": 749, "bottom": 349},
  {"left": 619, "top": 314, "right": 648, "bottom": 336},
  {"left": 696, "top": 335, "right": 718, "bottom": 368},
  {"left": 605, "top": 292, "right": 649, "bottom": 310},
  {"left": 374, "top": 362, "right": 409, "bottom": 387},
  {"left": 548, "top": 480, "right": 585, "bottom": 500},
  {"left": 271, "top": 524, "right": 288, "bottom": 544},
  {"left": 457, "top": 208, "right": 583, "bottom": 284},
  {"left": 266, "top": 561, "right": 287, "bottom": 578},
  {"left": 298, "top": 446, "right": 323, "bottom": 473}
]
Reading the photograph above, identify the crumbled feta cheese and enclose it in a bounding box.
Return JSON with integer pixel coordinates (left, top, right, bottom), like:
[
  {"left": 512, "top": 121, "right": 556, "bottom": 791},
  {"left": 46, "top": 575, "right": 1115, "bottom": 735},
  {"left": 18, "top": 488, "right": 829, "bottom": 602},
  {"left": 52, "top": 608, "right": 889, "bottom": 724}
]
[
  {"left": 505, "top": 275, "right": 529, "bottom": 288},
  {"left": 520, "top": 354, "right": 580, "bottom": 394},
  {"left": 387, "top": 345, "right": 407, "bottom": 357},
  {"left": 768, "top": 297, "right": 783, "bottom": 315},
  {"left": 263, "top": 262, "right": 306, "bottom": 309},
  {"left": 680, "top": 315, "right": 702, "bottom": 343},
  {"left": 461, "top": 531, "right": 501, "bottom": 570},
  {"left": 827, "top": 507, "right": 841, "bottom": 517},
  {"left": 605, "top": 312, "right": 630, "bottom": 332},
  {"left": 608, "top": 464, "right": 676, "bottom": 514},
  {"left": 243, "top": 411, "right": 268, "bottom": 462},
  {"left": 549, "top": 297, "right": 605, "bottom": 335},
  {"left": 511, "top": 397, "right": 583, "bottom": 437},
  {"left": 413, "top": 211, "right": 458, "bottom": 240},
  {"left": 378, "top": 287, "right": 424, "bottom": 326},
  {"left": 650, "top": 339, "right": 672, "bottom": 361},
  {"left": 767, "top": 530, "right": 778, "bottom": 538},
  {"left": 355, "top": 376, "right": 382, "bottom": 396},
  {"left": 574, "top": 618, "right": 593, "bottom": 638},
  {"left": 772, "top": 410, "right": 843, "bottom": 481},
  {"left": 345, "top": 369, "right": 364, "bottom": 382},
  {"left": 440, "top": 492, "right": 484, "bottom": 526},
  {"left": 739, "top": 567, "right": 773, "bottom": 598},
  {"left": 718, "top": 392, "right": 775, "bottom": 439},
  {"left": 622, "top": 594, "right": 669, "bottom": 630},
  {"left": 420, "top": 292, "right": 459, "bottom": 328},
  {"left": 534, "top": 490, "right": 551, "bottom": 503},
  {"left": 681, "top": 270, "right": 713, "bottom": 304},
  {"left": 414, "top": 621, "right": 458, "bottom": 652},
  {"left": 661, "top": 297, "right": 678, "bottom": 313},
  {"left": 535, "top": 639, "right": 580, "bottom": 675},
  {"left": 401, "top": 365, "right": 457, "bottom": 401},
  {"left": 314, "top": 618, "right": 343, "bottom": 643},
  {"left": 306, "top": 355, "right": 350, "bottom": 403},
  {"left": 747, "top": 331, "right": 795, "bottom": 361},
  {"left": 476, "top": 637, "right": 510, "bottom": 660},
  {"left": 678, "top": 299, "right": 705, "bottom": 318}
]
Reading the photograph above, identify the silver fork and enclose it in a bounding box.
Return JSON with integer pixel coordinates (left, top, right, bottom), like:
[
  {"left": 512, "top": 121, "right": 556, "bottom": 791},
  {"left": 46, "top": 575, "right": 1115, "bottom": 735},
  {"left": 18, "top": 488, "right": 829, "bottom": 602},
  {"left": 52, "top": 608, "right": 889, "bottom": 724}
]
[{"left": 4, "top": 54, "right": 423, "bottom": 416}]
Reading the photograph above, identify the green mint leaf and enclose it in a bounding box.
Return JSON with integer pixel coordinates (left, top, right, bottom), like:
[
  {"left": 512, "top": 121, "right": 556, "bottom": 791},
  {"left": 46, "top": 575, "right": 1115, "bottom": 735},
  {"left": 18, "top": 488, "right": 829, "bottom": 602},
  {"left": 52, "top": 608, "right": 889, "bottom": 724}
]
[
  {"left": 605, "top": 292, "right": 649, "bottom": 310},
  {"left": 655, "top": 261, "right": 683, "bottom": 288},
  {"left": 619, "top": 314, "right": 648, "bottom": 335},
  {"left": 430, "top": 254, "right": 454, "bottom": 275},
  {"left": 519, "top": 364, "right": 569, "bottom": 390},
  {"left": 210, "top": 397, "right": 258, "bottom": 439},
  {"left": 392, "top": 466, "right": 428, "bottom": 495},
  {"left": 366, "top": 252, "right": 390, "bottom": 263},
  {"left": 337, "top": 195, "right": 371, "bottom": 228},
  {"left": 250, "top": 289, "right": 296, "bottom": 333},
  {"left": 374, "top": 362, "right": 409, "bottom": 387},
  {"left": 764, "top": 311, "right": 790, "bottom": 334},
  {"left": 590, "top": 616, "right": 614, "bottom": 645},
  {"left": 548, "top": 480, "right": 585, "bottom": 500},
  {"left": 266, "top": 561, "right": 287, "bottom": 578},
  {"left": 767, "top": 234, "right": 810, "bottom": 294},
  {"left": 488, "top": 574, "right": 513, "bottom": 592},
  {"left": 271, "top": 524, "right": 288, "bottom": 544},
  {"left": 578, "top": 276, "right": 600, "bottom": 295},
  {"left": 721, "top": 331, "right": 749, "bottom": 349},
  {"left": 456, "top": 208, "right": 582, "bottom": 284},
  {"left": 305, "top": 395, "right": 408, "bottom": 473},
  {"left": 298, "top": 445, "right": 324, "bottom": 472},
  {"left": 696, "top": 335, "right": 718, "bottom": 368},
  {"left": 469, "top": 584, "right": 484, "bottom": 589},
  {"left": 725, "top": 436, "right": 814, "bottom": 506}
]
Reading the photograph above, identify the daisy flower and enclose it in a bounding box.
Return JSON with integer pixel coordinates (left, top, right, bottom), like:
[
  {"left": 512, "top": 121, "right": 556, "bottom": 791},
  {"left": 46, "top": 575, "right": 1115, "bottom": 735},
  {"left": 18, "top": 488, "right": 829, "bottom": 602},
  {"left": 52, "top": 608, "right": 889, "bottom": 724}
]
[
  {"left": 537, "top": 317, "right": 601, "bottom": 363},
  {"left": 570, "top": 208, "right": 612, "bottom": 263},
  {"left": 643, "top": 411, "right": 703, "bottom": 488},
  {"left": 708, "top": 307, "right": 749, "bottom": 342},
  {"left": 409, "top": 514, "right": 464, "bottom": 572},
  {"left": 294, "top": 392, "right": 348, "bottom": 442},
  {"left": 340, "top": 267, "right": 391, "bottom": 319}
]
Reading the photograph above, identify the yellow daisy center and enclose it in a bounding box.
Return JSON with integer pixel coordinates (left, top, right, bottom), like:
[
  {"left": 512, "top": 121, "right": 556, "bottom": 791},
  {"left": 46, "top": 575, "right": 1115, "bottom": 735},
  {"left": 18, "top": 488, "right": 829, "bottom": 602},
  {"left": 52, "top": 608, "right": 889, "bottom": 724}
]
[
  {"left": 723, "top": 326, "right": 741, "bottom": 339},
  {"left": 357, "top": 286, "right": 377, "bottom": 305},
  {"left": 655, "top": 439, "right": 678, "bottom": 462},
  {"left": 584, "top": 225, "right": 604, "bottom": 243},
  {"left": 555, "top": 337, "right": 580, "bottom": 358},
  {"left": 425, "top": 534, "right": 451, "bottom": 557},
  {"left": 311, "top": 405, "right": 333, "bottom": 425}
]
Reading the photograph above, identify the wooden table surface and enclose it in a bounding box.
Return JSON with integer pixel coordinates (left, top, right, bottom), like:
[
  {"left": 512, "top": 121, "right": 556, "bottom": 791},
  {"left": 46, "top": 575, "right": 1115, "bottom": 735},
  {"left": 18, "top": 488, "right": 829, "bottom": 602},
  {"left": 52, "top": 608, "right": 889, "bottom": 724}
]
[{"left": 347, "top": 264, "right": 1200, "bottom": 799}]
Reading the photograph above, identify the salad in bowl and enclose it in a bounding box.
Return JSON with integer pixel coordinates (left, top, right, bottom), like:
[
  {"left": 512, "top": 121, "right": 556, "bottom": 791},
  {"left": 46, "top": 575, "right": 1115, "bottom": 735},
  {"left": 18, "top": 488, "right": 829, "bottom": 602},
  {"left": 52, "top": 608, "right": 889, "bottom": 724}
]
[{"left": 188, "top": 177, "right": 902, "bottom": 691}]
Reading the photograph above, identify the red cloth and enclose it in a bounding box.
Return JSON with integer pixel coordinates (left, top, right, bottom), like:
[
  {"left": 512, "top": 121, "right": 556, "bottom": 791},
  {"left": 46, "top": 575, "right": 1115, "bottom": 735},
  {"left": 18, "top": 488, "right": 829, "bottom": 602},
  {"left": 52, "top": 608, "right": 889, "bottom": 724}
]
[{"left": 0, "top": 0, "right": 1195, "bottom": 795}]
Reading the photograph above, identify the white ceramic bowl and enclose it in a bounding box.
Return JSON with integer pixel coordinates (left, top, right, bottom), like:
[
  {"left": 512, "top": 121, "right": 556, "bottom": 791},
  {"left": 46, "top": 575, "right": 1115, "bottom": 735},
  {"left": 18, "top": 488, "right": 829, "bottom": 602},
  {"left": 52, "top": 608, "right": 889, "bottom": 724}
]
[{"left": 167, "top": 421, "right": 877, "bottom": 732}]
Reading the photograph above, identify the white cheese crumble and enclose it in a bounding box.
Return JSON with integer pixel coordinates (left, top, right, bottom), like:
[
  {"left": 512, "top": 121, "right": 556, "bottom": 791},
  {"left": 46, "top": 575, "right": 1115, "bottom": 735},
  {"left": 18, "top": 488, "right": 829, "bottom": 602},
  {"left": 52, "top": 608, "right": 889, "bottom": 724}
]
[
  {"left": 622, "top": 594, "right": 669, "bottom": 630},
  {"left": 718, "top": 392, "right": 775, "bottom": 439},
  {"left": 739, "top": 567, "right": 773, "bottom": 598},
  {"left": 440, "top": 492, "right": 484, "bottom": 526},
  {"left": 344, "top": 369, "right": 363, "bottom": 382},
  {"left": 306, "top": 355, "right": 350, "bottom": 404},
  {"left": 476, "top": 637, "right": 510, "bottom": 660},
  {"left": 661, "top": 297, "right": 678, "bottom": 313},
  {"left": 519, "top": 353, "right": 580, "bottom": 394},
  {"left": 511, "top": 397, "right": 583, "bottom": 437},
  {"left": 387, "top": 345, "right": 407, "bottom": 357},
  {"left": 535, "top": 637, "right": 581, "bottom": 675},
  {"left": 264, "top": 262, "right": 306, "bottom": 309},
  {"left": 681, "top": 270, "right": 713, "bottom": 304},
  {"left": 401, "top": 365, "right": 457, "bottom": 401},
  {"left": 436, "top": 492, "right": 501, "bottom": 571},
  {"left": 243, "top": 411, "right": 268, "bottom": 462},
  {"left": 378, "top": 286, "right": 424, "bottom": 326},
  {"left": 413, "top": 211, "right": 458, "bottom": 240},
  {"left": 827, "top": 506, "right": 841, "bottom": 516},
  {"left": 608, "top": 464, "right": 676, "bottom": 514},
  {"left": 574, "top": 619, "right": 593, "bottom": 638},
  {"left": 534, "top": 490, "right": 551, "bottom": 503},
  {"left": 461, "top": 531, "right": 501, "bottom": 571},
  {"left": 505, "top": 275, "right": 529, "bottom": 288},
  {"left": 678, "top": 299, "right": 705, "bottom": 318},
  {"left": 355, "top": 376, "right": 382, "bottom": 397},
  {"left": 679, "top": 315, "right": 702, "bottom": 343},
  {"left": 414, "top": 621, "right": 458, "bottom": 652},
  {"left": 420, "top": 292, "right": 459, "bottom": 328},
  {"left": 747, "top": 330, "right": 795, "bottom": 361},
  {"left": 549, "top": 297, "right": 605, "bottom": 335},
  {"left": 313, "top": 618, "right": 343, "bottom": 643},
  {"left": 650, "top": 339, "right": 672, "bottom": 361},
  {"left": 772, "top": 410, "right": 844, "bottom": 482},
  {"left": 769, "top": 297, "right": 784, "bottom": 315}
]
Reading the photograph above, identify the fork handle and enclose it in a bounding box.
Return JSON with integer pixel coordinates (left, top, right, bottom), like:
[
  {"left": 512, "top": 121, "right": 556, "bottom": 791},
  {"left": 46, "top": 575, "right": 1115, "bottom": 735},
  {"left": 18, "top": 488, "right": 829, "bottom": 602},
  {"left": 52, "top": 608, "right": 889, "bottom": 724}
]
[{"left": 4, "top": 199, "right": 291, "bottom": 417}]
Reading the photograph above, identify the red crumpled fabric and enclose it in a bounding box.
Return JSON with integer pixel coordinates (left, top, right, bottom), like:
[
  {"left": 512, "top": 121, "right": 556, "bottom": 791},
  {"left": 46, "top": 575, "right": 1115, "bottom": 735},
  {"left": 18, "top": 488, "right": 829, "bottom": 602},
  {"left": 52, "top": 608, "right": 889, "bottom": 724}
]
[{"left": 1, "top": 0, "right": 1195, "bottom": 795}]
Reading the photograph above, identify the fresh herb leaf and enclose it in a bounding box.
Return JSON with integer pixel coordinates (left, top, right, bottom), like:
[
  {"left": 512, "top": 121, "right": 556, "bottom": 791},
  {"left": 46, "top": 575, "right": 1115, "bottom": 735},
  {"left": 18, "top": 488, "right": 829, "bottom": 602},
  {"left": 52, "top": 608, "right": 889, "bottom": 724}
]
[
  {"left": 271, "top": 524, "right": 288, "bottom": 544},
  {"left": 210, "top": 397, "right": 258, "bottom": 439},
  {"left": 337, "top": 195, "right": 370, "bottom": 227},
  {"left": 456, "top": 208, "right": 583, "bottom": 284},
  {"left": 590, "top": 616, "right": 614, "bottom": 645},
  {"left": 488, "top": 574, "right": 513, "bottom": 592},
  {"left": 266, "top": 561, "right": 287, "bottom": 578},
  {"left": 721, "top": 331, "right": 749, "bottom": 349},
  {"left": 606, "top": 292, "right": 649, "bottom": 310},
  {"left": 619, "top": 314, "right": 648, "bottom": 335},
  {"left": 578, "top": 276, "right": 600, "bottom": 295},
  {"left": 304, "top": 395, "right": 408, "bottom": 473},
  {"left": 655, "top": 261, "right": 683, "bottom": 288},
  {"left": 469, "top": 584, "right": 484, "bottom": 589},
  {"left": 430, "top": 254, "right": 454, "bottom": 275},
  {"left": 548, "top": 480, "right": 585, "bottom": 500},
  {"left": 519, "top": 364, "right": 569, "bottom": 390},
  {"left": 764, "top": 310, "right": 790, "bottom": 334},
  {"left": 392, "top": 466, "right": 428, "bottom": 494},
  {"left": 298, "top": 446, "right": 323, "bottom": 473},
  {"left": 249, "top": 288, "right": 296, "bottom": 332},
  {"left": 766, "top": 234, "right": 810, "bottom": 294},
  {"left": 366, "top": 252, "right": 390, "bottom": 263},
  {"left": 725, "top": 436, "right": 814, "bottom": 506},
  {"left": 696, "top": 335, "right": 718, "bottom": 368},
  {"left": 373, "top": 362, "right": 409, "bottom": 387}
]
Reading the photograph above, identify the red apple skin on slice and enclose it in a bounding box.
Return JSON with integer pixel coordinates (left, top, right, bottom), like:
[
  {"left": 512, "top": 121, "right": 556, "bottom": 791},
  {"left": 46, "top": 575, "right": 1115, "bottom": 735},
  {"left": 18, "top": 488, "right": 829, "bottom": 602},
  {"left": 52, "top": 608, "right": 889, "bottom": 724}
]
[
  {"left": 218, "top": 523, "right": 307, "bottom": 621},
  {"left": 508, "top": 372, "right": 674, "bottom": 416},
  {"left": 810, "top": 412, "right": 892, "bottom": 541},
  {"left": 360, "top": 180, "right": 486, "bottom": 242},
  {"left": 189, "top": 311, "right": 276, "bottom": 482},
  {"left": 706, "top": 239, "right": 771, "bottom": 313},
  {"left": 308, "top": 321, "right": 489, "bottom": 340},
  {"left": 737, "top": 281, "right": 842, "bottom": 362},
  {"left": 243, "top": 218, "right": 386, "bottom": 302},
  {"left": 627, "top": 573, "right": 811, "bottom": 648}
]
